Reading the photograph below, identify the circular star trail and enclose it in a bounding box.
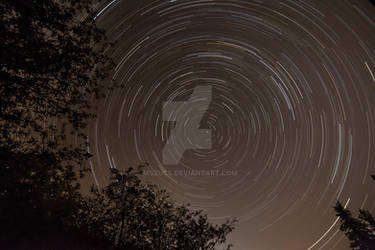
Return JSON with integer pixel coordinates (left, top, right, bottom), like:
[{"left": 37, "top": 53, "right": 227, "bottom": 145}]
[{"left": 87, "top": 0, "right": 375, "bottom": 249}]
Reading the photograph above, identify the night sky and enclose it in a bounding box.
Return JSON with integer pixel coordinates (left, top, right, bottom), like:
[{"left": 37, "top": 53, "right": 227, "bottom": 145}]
[{"left": 85, "top": 0, "right": 375, "bottom": 249}]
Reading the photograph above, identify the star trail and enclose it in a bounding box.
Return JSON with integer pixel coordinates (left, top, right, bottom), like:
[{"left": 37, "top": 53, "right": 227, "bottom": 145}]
[{"left": 86, "top": 0, "right": 375, "bottom": 249}]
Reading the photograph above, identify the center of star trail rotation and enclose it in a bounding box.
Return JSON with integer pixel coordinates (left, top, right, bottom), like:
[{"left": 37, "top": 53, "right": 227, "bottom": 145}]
[{"left": 85, "top": 0, "right": 375, "bottom": 249}]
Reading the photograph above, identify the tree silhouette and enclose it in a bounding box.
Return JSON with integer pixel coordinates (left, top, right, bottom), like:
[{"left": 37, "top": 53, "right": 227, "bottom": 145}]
[
  {"left": 73, "top": 166, "right": 236, "bottom": 250},
  {"left": 0, "top": 0, "right": 115, "bottom": 172},
  {"left": 0, "top": 147, "right": 96, "bottom": 249},
  {"left": 0, "top": 1, "right": 115, "bottom": 247},
  {"left": 335, "top": 177, "right": 375, "bottom": 249},
  {"left": 0, "top": 0, "right": 113, "bottom": 248}
]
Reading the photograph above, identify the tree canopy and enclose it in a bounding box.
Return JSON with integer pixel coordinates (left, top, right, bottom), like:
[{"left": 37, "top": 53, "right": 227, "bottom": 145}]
[
  {"left": 73, "top": 166, "right": 236, "bottom": 250},
  {"left": 335, "top": 177, "right": 375, "bottom": 249},
  {"left": 0, "top": 0, "right": 115, "bottom": 171}
]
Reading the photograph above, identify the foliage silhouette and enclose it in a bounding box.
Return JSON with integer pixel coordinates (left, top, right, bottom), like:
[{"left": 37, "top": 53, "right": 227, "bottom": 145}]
[
  {"left": 73, "top": 166, "right": 237, "bottom": 250},
  {"left": 0, "top": 0, "right": 115, "bottom": 173},
  {"left": 0, "top": 1, "right": 118, "bottom": 247},
  {"left": 0, "top": 147, "right": 113, "bottom": 250},
  {"left": 335, "top": 176, "right": 375, "bottom": 249}
]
